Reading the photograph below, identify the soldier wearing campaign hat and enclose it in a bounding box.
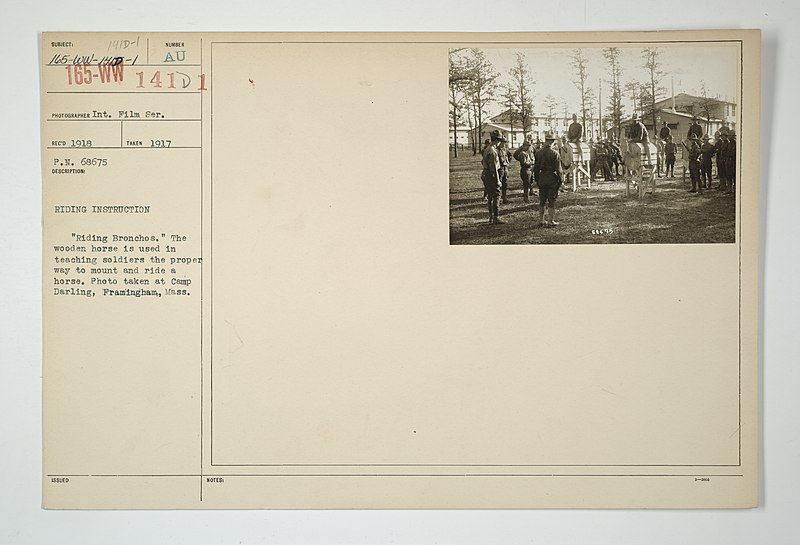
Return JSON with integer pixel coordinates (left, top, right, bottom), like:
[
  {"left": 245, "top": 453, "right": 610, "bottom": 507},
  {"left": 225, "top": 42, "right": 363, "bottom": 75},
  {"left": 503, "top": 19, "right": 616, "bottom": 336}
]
[
  {"left": 681, "top": 134, "right": 703, "bottom": 194},
  {"left": 715, "top": 128, "right": 729, "bottom": 189},
  {"left": 497, "top": 138, "right": 513, "bottom": 204},
  {"left": 700, "top": 134, "right": 716, "bottom": 189},
  {"left": 723, "top": 130, "right": 736, "bottom": 195},
  {"left": 628, "top": 113, "right": 652, "bottom": 166},
  {"left": 628, "top": 113, "right": 647, "bottom": 143},
  {"left": 664, "top": 135, "right": 678, "bottom": 178},
  {"left": 687, "top": 115, "right": 703, "bottom": 141},
  {"left": 659, "top": 120, "right": 672, "bottom": 141},
  {"left": 513, "top": 134, "right": 537, "bottom": 203},
  {"left": 481, "top": 129, "right": 506, "bottom": 224},
  {"left": 533, "top": 130, "right": 563, "bottom": 227}
]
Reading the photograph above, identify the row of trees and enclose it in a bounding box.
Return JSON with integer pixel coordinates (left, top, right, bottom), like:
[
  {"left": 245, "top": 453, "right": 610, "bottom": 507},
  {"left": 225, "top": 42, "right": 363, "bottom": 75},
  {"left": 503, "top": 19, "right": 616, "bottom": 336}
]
[
  {"left": 569, "top": 47, "right": 669, "bottom": 143},
  {"left": 448, "top": 47, "right": 726, "bottom": 158},
  {"left": 449, "top": 48, "right": 525, "bottom": 157},
  {"left": 450, "top": 49, "right": 543, "bottom": 157}
]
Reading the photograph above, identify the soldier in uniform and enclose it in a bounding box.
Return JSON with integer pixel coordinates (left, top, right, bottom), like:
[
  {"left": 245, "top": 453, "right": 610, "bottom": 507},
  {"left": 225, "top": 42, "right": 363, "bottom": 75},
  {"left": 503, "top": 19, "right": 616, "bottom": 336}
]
[
  {"left": 687, "top": 116, "right": 703, "bottom": 141},
  {"left": 592, "top": 140, "right": 614, "bottom": 182},
  {"left": 605, "top": 140, "right": 617, "bottom": 181},
  {"left": 629, "top": 113, "right": 648, "bottom": 142},
  {"left": 715, "top": 126, "right": 730, "bottom": 189},
  {"left": 480, "top": 138, "right": 491, "bottom": 199},
  {"left": 588, "top": 138, "right": 596, "bottom": 180},
  {"left": 497, "top": 138, "right": 513, "bottom": 204},
  {"left": 628, "top": 113, "right": 652, "bottom": 166},
  {"left": 556, "top": 135, "right": 573, "bottom": 188},
  {"left": 567, "top": 113, "right": 583, "bottom": 145},
  {"left": 681, "top": 134, "right": 703, "bottom": 194},
  {"left": 558, "top": 135, "right": 571, "bottom": 165},
  {"left": 699, "top": 135, "right": 716, "bottom": 189},
  {"left": 513, "top": 134, "right": 536, "bottom": 203},
  {"left": 664, "top": 135, "right": 678, "bottom": 178},
  {"left": 609, "top": 137, "right": 623, "bottom": 176},
  {"left": 659, "top": 120, "right": 671, "bottom": 141},
  {"left": 533, "top": 130, "right": 563, "bottom": 227},
  {"left": 481, "top": 130, "right": 505, "bottom": 224},
  {"left": 724, "top": 130, "right": 736, "bottom": 195},
  {"left": 567, "top": 113, "right": 584, "bottom": 161}
]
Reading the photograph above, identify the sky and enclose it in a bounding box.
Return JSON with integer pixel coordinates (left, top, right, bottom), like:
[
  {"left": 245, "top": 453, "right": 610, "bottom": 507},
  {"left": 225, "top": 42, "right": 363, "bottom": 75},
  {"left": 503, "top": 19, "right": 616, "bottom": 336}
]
[{"left": 454, "top": 44, "right": 739, "bottom": 119}]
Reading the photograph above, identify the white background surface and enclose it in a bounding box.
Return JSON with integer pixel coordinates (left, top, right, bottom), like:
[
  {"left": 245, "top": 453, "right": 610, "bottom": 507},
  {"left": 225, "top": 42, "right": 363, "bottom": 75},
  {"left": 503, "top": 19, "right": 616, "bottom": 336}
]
[{"left": 1, "top": 0, "right": 797, "bottom": 543}]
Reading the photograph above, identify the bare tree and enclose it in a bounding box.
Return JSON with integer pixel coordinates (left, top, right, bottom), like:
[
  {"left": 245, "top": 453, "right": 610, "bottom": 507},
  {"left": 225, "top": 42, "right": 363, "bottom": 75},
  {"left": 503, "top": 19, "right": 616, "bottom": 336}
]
[
  {"left": 464, "top": 48, "right": 499, "bottom": 155},
  {"left": 448, "top": 52, "right": 471, "bottom": 157},
  {"left": 602, "top": 47, "right": 624, "bottom": 139},
  {"left": 697, "top": 80, "right": 722, "bottom": 133},
  {"left": 624, "top": 81, "right": 640, "bottom": 117},
  {"left": 544, "top": 94, "right": 559, "bottom": 129},
  {"left": 501, "top": 83, "right": 519, "bottom": 145},
  {"left": 570, "top": 49, "right": 595, "bottom": 131},
  {"left": 509, "top": 52, "right": 535, "bottom": 136},
  {"left": 465, "top": 98, "right": 476, "bottom": 154},
  {"left": 560, "top": 98, "right": 569, "bottom": 135},
  {"left": 585, "top": 97, "right": 597, "bottom": 139},
  {"left": 641, "top": 47, "right": 668, "bottom": 133}
]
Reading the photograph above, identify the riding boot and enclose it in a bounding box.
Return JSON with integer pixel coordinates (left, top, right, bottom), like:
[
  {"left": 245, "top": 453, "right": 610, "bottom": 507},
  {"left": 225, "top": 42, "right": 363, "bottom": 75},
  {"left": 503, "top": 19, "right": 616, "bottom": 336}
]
[
  {"left": 548, "top": 205, "right": 558, "bottom": 226},
  {"left": 487, "top": 198, "right": 493, "bottom": 223},
  {"left": 493, "top": 198, "right": 504, "bottom": 224}
]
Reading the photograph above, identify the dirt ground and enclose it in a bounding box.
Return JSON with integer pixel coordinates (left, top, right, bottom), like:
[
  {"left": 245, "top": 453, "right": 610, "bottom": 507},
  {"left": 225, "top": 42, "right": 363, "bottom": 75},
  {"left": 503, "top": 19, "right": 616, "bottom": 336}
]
[{"left": 449, "top": 152, "right": 736, "bottom": 245}]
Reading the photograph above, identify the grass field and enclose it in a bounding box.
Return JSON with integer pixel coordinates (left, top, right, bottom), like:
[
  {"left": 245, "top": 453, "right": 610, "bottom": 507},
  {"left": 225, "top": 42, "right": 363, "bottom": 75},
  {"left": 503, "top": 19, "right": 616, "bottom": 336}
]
[{"left": 449, "top": 153, "right": 736, "bottom": 245}]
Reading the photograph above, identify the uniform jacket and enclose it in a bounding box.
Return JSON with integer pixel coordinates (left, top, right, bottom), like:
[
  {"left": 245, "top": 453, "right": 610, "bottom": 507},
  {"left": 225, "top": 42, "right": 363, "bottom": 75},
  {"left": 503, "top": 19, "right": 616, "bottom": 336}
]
[
  {"left": 700, "top": 142, "right": 716, "bottom": 160},
  {"left": 567, "top": 122, "right": 583, "bottom": 141},
  {"left": 724, "top": 138, "right": 737, "bottom": 161},
  {"left": 629, "top": 121, "right": 648, "bottom": 142},
  {"left": 497, "top": 146, "right": 512, "bottom": 167},
  {"left": 683, "top": 141, "right": 701, "bottom": 166},
  {"left": 533, "top": 145, "right": 561, "bottom": 186},
  {"left": 513, "top": 145, "right": 534, "bottom": 168},
  {"left": 715, "top": 138, "right": 728, "bottom": 158},
  {"left": 482, "top": 145, "right": 500, "bottom": 178}
]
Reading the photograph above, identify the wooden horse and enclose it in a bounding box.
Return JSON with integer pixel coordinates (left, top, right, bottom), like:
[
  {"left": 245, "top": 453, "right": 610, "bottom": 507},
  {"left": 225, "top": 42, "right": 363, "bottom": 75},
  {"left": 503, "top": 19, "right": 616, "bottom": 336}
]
[
  {"left": 622, "top": 138, "right": 658, "bottom": 198},
  {"left": 558, "top": 141, "right": 592, "bottom": 192}
]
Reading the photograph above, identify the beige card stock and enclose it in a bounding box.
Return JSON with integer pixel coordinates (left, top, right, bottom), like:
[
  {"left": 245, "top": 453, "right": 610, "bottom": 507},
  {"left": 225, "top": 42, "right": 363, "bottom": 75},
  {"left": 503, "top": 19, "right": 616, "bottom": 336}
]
[{"left": 41, "top": 30, "right": 760, "bottom": 508}]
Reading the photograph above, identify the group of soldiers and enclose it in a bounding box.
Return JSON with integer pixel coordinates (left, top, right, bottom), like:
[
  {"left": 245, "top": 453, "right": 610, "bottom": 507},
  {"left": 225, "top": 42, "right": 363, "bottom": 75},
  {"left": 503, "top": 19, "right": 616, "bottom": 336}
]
[
  {"left": 678, "top": 116, "right": 738, "bottom": 195},
  {"left": 577, "top": 113, "right": 737, "bottom": 193},
  {"left": 627, "top": 113, "right": 737, "bottom": 195},
  {"left": 481, "top": 128, "right": 563, "bottom": 226},
  {"left": 478, "top": 112, "right": 738, "bottom": 226}
]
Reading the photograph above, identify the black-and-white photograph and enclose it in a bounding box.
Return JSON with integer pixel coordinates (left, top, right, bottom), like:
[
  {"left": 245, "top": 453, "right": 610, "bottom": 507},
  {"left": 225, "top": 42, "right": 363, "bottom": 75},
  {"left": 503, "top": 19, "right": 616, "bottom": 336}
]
[{"left": 449, "top": 43, "right": 740, "bottom": 244}]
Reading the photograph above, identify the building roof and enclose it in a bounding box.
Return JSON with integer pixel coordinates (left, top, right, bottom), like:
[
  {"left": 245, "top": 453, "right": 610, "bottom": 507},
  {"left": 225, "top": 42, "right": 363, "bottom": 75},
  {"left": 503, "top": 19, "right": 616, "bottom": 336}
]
[
  {"left": 653, "top": 92, "right": 735, "bottom": 108},
  {"left": 489, "top": 109, "right": 581, "bottom": 122},
  {"left": 657, "top": 109, "right": 712, "bottom": 120},
  {"left": 485, "top": 122, "right": 524, "bottom": 132},
  {"left": 622, "top": 108, "right": 723, "bottom": 126}
]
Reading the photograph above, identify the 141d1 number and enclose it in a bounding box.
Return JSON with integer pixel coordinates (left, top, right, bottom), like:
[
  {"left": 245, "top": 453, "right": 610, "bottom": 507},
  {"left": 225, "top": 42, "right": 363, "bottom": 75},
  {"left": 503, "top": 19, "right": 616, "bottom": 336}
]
[{"left": 134, "top": 70, "right": 207, "bottom": 90}]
